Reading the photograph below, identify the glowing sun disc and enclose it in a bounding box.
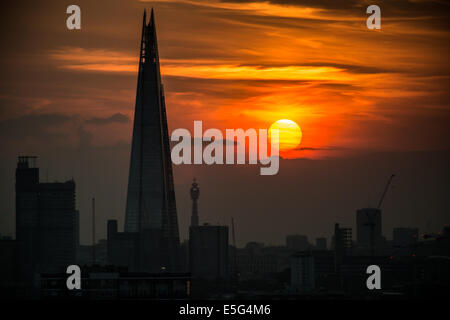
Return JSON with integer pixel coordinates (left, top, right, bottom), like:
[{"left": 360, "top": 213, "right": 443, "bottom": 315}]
[{"left": 269, "top": 119, "right": 302, "bottom": 151}]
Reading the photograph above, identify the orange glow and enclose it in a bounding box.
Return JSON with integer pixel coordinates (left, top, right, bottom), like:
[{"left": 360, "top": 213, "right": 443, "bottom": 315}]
[
  {"left": 43, "top": 1, "right": 449, "bottom": 155},
  {"left": 269, "top": 119, "right": 302, "bottom": 151}
]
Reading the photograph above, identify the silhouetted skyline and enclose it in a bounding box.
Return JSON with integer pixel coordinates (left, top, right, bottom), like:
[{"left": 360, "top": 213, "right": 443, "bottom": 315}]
[{"left": 0, "top": 0, "right": 449, "bottom": 248}]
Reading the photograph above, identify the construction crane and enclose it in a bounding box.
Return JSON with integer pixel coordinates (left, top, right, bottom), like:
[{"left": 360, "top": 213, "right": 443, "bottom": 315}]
[
  {"left": 365, "top": 174, "right": 395, "bottom": 259},
  {"left": 377, "top": 174, "right": 395, "bottom": 209}
]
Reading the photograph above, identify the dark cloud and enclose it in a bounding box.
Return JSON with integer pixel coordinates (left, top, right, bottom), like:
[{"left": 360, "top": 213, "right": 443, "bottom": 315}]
[
  {"left": 236, "top": 62, "right": 391, "bottom": 74},
  {"left": 296, "top": 146, "right": 345, "bottom": 151},
  {"left": 0, "top": 113, "right": 99, "bottom": 154},
  {"left": 220, "top": 0, "right": 450, "bottom": 17},
  {"left": 85, "top": 113, "right": 130, "bottom": 125},
  {"left": 170, "top": 136, "right": 239, "bottom": 147},
  {"left": 0, "top": 113, "right": 74, "bottom": 140},
  {"left": 219, "top": 0, "right": 363, "bottom": 11}
]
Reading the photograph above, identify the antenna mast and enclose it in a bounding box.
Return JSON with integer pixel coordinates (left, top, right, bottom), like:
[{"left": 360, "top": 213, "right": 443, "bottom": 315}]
[
  {"left": 231, "top": 217, "right": 237, "bottom": 282},
  {"left": 92, "top": 197, "right": 96, "bottom": 265}
]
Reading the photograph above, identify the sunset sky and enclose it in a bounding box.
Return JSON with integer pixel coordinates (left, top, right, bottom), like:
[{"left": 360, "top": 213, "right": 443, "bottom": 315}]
[{"left": 0, "top": 0, "right": 449, "bottom": 244}]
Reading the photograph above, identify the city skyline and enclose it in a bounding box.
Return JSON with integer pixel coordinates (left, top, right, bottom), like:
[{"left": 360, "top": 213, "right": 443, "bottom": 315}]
[
  {"left": 0, "top": 0, "right": 449, "bottom": 247},
  {"left": 0, "top": 4, "right": 449, "bottom": 301},
  {"left": 3, "top": 152, "right": 448, "bottom": 248}
]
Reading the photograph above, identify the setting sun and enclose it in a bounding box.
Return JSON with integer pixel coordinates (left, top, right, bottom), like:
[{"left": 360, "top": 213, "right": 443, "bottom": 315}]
[{"left": 269, "top": 119, "right": 302, "bottom": 151}]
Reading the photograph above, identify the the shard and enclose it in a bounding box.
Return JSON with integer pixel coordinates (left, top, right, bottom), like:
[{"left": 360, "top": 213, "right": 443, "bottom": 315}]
[{"left": 124, "top": 9, "right": 180, "bottom": 272}]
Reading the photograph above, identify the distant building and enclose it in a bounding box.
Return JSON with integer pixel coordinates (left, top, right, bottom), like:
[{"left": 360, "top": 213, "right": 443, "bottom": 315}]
[
  {"left": 237, "top": 242, "right": 293, "bottom": 278},
  {"left": 77, "top": 241, "right": 108, "bottom": 266},
  {"left": 316, "top": 237, "right": 327, "bottom": 250},
  {"left": 75, "top": 210, "right": 80, "bottom": 261},
  {"left": 237, "top": 245, "right": 278, "bottom": 277},
  {"left": 190, "top": 178, "right": 200, "bottom": 227},
  {"left": 290, "top": 252, "right": 315, "bottom": 293},
  {"left": 107, "top": 219, "right": 138, "bottom": 270},
  {"left": 15, "top": 156, "right": 78, "bottom": 283},
  {"left": 180, "top": 239, "right": 189, "bottom": 272},
  {"left": 290, "top": 249, "right": 342, "bottom": 293},
  {"left": 393, "top": 227, "right": 418, "bottom": 249},
  {"left": 309, "top": 250, "right": 336, "bottom": 288},
  {"left": 333, "top": 224, "right": 352, "bottom": 255},
  {"left": 356, "top": 208, "right": 383, "bottom": 252},
  {"left": 95, "top": 239, "right": 108, "bottom": 264},
  {"left": 333, "top": 223, "right": 352, "bottom": 275},
  {"left": 286, "top": 234, "right": 310, "bottom": 251},
  {"left": 189, "top": 224, "right": 228, "bottom": 280},
  {"left": 417, "top": 226, "right": 450, "bottom": 257}
]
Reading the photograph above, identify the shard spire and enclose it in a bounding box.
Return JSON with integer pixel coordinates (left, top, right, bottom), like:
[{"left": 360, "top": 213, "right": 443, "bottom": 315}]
[{"left": 124, "top": 9, "right": 180, "bottom": 272}]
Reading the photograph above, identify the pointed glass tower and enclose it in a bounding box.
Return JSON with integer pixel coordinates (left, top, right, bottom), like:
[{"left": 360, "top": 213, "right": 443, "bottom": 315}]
[{"left": 124, "top": 9, "right": 180, "bottom": 271}]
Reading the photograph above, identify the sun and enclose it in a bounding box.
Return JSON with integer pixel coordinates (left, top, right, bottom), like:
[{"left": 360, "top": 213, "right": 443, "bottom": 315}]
[{"left": 269, "top": 119, "right": 302, "bottom": 151}]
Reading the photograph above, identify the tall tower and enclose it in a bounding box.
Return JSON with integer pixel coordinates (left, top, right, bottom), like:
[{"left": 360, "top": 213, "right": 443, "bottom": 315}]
[
  {"left": 16, "top": 156, "right": 39, "bottom": 283},
  {"left": 190, "top": 178, "right": 200, "bottom": 227},
  {"left": 124, "top": 9, "right": 180, "bottom": 272},
  {"left": 16, "top": 156, "right": 77, "bottom": 283}
]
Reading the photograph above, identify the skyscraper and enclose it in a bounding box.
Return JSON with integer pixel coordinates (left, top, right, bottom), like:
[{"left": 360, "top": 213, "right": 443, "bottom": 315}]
[
  {"left": 190, "top": 178, "right": 199, "bottom": 227},
  {"left": 124, "top": 10, "right": 180, "bottom": 272},
  {"left": 16, "top": 156, "right": 78, "bottom": 283},
  {"left": 189, "top": 225, "right": 229, "bottom": 280}
]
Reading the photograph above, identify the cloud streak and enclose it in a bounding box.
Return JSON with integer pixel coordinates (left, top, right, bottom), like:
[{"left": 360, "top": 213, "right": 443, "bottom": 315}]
[
  {"left": 86, "top": 113, "right": 130, "bottom": 125},
  {"left": 1, "top": 0, "right": 448, "bottom": 160}
]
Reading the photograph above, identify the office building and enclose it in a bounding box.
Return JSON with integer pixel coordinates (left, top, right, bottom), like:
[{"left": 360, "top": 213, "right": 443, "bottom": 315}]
[
  {"left": 316, "top": 237, "right": 327, "bottom": 250},
  {"left": 123, "top": 10, "right": 181, "bottom": 272},
  {"left": 16, "top": 156, "right": 78, "bottom": 283},
  {"left": 333, "top": 223, "right": 352, "bottom": 275},
  {"left": 107, "top": 219, "right": 138, "bottom": 269},
  {"left": 290, "top": 252, "right": 315, "bottom": 293},
  {"left": 189, "top": 224, "right": 228, "bottom": 280},
  {"left": 286, "top": 234, "right": 310, "bottom": 251}
]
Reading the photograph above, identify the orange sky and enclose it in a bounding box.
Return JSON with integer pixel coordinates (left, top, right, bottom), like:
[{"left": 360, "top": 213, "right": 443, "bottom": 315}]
[
  {"left": 1, "top": 0, "right": 449, "bottom": 158},
  {"left": 0, "top": 0, "right": 449, "bottom": 243}
]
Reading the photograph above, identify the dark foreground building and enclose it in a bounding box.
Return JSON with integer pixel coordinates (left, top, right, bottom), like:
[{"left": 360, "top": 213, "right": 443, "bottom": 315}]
[
  {"left": 40, "top": 267, "right": 190, "bottom": 300},
  {"left": 107, "top": 219, "right": 138, "bottom": 269},
  {"left": 0, "top": 238, "right": 19, "bottom": 295},
  {"left": 15, "top": 156, "right": 78, "bottom": 286},
  {"left": 189, "top": 225, "right": 229, "bottom": 280},
  {"left": 123, "top": 9, "right": 181, "bottom": 272}
]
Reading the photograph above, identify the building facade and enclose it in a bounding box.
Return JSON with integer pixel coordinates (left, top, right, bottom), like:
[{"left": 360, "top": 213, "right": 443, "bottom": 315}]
[
  {"left": 286, "top": 234, "right": 310, "bottom": 251},
  {"left": 16, "top": 156, "right": 78, "bottom": 283},
  {"left": 316, "top": 237, "right": 327, "bottom": 250},
  {"left": 290, "top": 252, "right": 315, "bottom": 293},
  {"left": 124, "top": 10, "right": 180, "bottom": 272},
  {"left": 40, "top": 267, "right": 190, "bottom": 300},
  {"left": 189, "top": 225, "right": 228, "bottom": 280}
]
